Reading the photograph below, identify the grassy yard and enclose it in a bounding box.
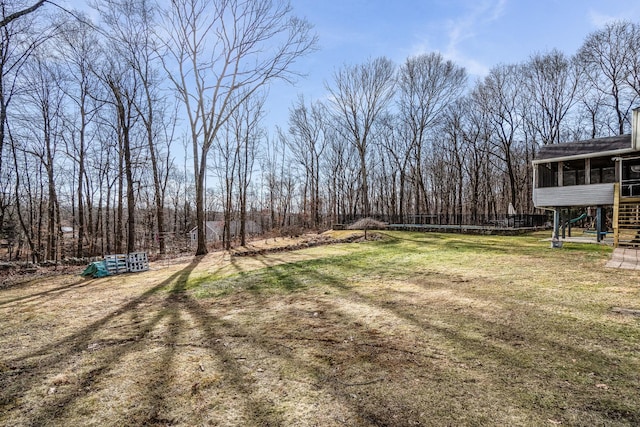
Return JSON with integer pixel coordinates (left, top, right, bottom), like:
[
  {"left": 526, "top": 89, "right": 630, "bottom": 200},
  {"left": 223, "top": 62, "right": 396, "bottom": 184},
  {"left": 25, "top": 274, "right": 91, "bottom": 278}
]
[{"left": 1, "top": 231, "right": 639, "bottom": 426}]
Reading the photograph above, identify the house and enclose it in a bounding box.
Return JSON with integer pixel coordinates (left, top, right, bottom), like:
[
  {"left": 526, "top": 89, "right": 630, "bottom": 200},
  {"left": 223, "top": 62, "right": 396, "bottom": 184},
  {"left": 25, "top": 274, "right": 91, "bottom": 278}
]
[
  {"left": 532, "top": 107, "right": 640, "bottom": 247},
  {"left": 189, "top": 220, "right": 262, "bottom": 245}
]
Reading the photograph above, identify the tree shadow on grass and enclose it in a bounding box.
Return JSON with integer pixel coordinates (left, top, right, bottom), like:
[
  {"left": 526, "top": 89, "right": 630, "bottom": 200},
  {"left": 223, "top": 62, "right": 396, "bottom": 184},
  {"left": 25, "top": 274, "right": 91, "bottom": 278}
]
[
  {"left": 4, "top": 255, "right": 317, "bottom": 426},
  {"left": 8, "top": 246, "right": 633, "bottom": 426},
  {"left": 0, "top": 257, "right": 203, "bottom": 426},
  {"left": 185, "top": 257, "right": 515, "bottom": 425},
  {"left": 206, "top": 252, "right": 491, "bottom": 421},
  {"left": 190, "top": 255, "right": 415, "bottom": 424},
  {"left": 326, "top": 275, "right": 640, "bottom": 424},
  {"left": 198, "top": 246, "right": 640, "bottom": 424},
  {"left": 254, "top": 253, "right": 352, "bottom": 292},
  {"left": 175, "top": 291, "right": 290, "bottom": 425},
  {"left": 230, "top": 250, "right": 640, "bottom": 424},
  {"left": 159, "top": 252, "right": 381, "bottom": 424}
]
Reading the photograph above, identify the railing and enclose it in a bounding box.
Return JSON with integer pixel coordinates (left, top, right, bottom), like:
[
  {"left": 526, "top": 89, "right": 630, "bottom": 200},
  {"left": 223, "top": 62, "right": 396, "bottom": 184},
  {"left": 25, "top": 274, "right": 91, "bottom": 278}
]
[
  {"left": 613, "top": 182, "right": 640, "bottom": 248},
  {"left": 621, "top": 178, "right": 640, "bottom": 198},
  {"left": 614, "top": 182, "right": 620, "bottom": 247},
  {"left": 336, "top": 214, "right": 548, "bottom": 229}
]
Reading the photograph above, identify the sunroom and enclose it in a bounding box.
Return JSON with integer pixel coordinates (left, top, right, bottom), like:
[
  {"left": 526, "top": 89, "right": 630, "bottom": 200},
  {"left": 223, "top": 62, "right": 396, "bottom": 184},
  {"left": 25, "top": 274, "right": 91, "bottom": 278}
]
[{"left": 532, "top": 107, "right": 640, "bottom": 246}]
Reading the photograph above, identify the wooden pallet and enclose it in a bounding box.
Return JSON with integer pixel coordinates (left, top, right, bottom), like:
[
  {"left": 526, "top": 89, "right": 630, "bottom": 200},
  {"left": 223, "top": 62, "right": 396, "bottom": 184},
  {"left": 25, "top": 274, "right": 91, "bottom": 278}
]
[
  {"left": 103, "top": 252, "right": 149, "bottom": 274},
  {"left": 104, "top": 254, "right": 128, "bottom": 275},
  {"left": 127, "top": 252, "right": 149, "bottom": 273}
]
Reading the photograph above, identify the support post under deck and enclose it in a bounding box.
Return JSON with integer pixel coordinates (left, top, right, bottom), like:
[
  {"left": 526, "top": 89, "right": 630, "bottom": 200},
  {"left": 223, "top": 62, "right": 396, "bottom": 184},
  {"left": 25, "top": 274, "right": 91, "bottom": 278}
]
[{"left": 596, "top": 206, "right": 603, "bottom": 243}]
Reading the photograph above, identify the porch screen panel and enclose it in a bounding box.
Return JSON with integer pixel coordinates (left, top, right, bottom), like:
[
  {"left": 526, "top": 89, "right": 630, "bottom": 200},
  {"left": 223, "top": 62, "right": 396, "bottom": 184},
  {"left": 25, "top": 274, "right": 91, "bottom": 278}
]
[
  {"left": 563, "top": 159, "right": 585, "bottom": 186},
  {"left": 538, "top": 163, "right": 558, "bottom": 188},
  {"left": 590, "top": 157, "right": 615, "bottom": 184}
]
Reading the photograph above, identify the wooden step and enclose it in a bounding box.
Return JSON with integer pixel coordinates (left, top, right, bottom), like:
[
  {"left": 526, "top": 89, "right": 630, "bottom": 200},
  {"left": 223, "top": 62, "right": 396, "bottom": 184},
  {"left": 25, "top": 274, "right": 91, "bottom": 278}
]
[
  {"left": 618, "top": 219, "right": 640, "bottom": 225},
  {"left": 617, "top": 229, "right": 640, "bottom": 247},
  {"left": 618, "top": 242, "right": 640, "bottom": 248},
  {"left": 614, "top": 184, "right": 640, "bottom": 247}
]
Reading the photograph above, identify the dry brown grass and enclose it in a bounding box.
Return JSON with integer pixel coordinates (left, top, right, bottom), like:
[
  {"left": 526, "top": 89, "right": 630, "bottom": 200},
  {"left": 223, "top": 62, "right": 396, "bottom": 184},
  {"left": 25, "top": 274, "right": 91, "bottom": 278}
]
[{"left": 1, "top": 231, "right": 640, "bottom": 426}]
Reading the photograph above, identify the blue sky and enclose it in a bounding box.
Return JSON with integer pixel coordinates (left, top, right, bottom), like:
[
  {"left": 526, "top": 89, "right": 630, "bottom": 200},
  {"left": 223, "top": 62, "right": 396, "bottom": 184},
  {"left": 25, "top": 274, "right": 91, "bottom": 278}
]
[
  {"left": 267, "top": 0, "right": 640, "bottom": 116},
  {"left": 59, "top": 0, "right": 640, "bottom": 131}
]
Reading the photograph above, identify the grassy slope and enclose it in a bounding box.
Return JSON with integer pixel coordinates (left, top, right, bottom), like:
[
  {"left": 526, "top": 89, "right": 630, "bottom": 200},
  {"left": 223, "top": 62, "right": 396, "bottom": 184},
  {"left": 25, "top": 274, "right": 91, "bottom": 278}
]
[
  {"left": 188, "top": 232, "right": 640, "bottom": 425},
  {"left": 1, "top": 231, "right": 640, "bottom": 426}
]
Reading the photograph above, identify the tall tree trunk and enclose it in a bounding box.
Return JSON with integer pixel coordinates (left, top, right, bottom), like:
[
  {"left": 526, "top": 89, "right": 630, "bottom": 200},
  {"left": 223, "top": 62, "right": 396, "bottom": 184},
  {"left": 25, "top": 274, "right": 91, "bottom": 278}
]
[
  {"left": 195, "top": 154, "right": 207, "bottom": 255},
  {"left": 116, "top": 136, "right": 124, "bottom": 254},
  {"left": 359, "top": 145, "right": 370, "bottom": 217},
  {"left": 124, "top": 123, "right": 135, "bottom": 253},
  {"left": 76, "top": 112, "right": 85, "bottom": 257},
  {"left": 142, "top": 86, "right": 166, "bottom": 255}
]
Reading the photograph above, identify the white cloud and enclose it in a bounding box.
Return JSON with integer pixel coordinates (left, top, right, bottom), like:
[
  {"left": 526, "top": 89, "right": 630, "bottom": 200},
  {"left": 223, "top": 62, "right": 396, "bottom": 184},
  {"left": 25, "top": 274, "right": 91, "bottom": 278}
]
[
  {"left": 588, "top": 3, "right": 640, "bottom": 28},
  {"left": 490, "top": 0, "right": 508, "bottom": 21},
  {"left": 448, "top": 53, "right": 491, "bottom": 77},
  {"left": 588, "top": 10, "right": 621, "bottom": 27},
  {"left": 440, "top": 0, "right": 507, "bottom": 77}
]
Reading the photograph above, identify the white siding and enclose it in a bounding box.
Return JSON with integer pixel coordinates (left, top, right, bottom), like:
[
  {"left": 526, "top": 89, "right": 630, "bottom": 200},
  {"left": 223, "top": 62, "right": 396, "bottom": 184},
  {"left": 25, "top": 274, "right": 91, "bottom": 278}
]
[{"left": 533, "top": 183, "right": 615, "bottom": 207}]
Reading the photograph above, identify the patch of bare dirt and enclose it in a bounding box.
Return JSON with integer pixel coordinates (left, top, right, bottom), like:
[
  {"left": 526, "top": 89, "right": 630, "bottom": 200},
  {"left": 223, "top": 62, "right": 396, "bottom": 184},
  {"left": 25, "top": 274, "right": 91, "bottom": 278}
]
[{"left": 231, "top": 232, "right": 366, "bottom": 257}]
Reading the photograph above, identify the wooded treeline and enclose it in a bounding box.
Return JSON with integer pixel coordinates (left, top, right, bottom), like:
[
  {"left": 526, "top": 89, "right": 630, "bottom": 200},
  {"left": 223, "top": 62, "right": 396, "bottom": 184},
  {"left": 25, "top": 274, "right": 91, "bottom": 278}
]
[{"left": 1, "top": 1, "right": 639, "bottom": 261}]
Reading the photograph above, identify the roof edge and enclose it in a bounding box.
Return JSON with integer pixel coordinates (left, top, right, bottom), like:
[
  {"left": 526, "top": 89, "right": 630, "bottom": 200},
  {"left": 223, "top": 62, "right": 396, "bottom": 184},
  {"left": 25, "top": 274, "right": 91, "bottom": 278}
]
[{"left": 532, "top": 147, "right": 637, "bottom": 164}]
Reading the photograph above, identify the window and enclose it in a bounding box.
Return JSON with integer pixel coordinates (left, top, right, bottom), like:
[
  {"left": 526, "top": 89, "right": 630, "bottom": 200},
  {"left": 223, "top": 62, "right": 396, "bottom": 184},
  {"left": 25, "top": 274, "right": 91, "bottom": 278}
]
[
  {"left": 562, "top": 159, "right": 585, "bottom": 186},
  {"left": 622, "top": 158, "right": 640, "bottom": 197},
  {"left": 590, "top": 157, "right": 616, "bottom": 184},
  {"left": 538, "top": 162, "right": 558, "bottom": 188}
]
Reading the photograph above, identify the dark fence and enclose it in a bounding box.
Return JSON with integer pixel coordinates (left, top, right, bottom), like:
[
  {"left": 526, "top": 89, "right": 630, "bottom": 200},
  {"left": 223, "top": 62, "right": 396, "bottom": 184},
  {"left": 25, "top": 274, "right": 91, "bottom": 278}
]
[{"left": 335, "top": 213, "right": 548, "bottom": 229}]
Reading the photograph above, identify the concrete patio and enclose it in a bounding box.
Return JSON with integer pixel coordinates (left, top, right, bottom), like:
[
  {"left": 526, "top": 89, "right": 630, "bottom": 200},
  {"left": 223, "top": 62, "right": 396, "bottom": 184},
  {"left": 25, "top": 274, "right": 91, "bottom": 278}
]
[{"left": 606, "top": 247, "right": 640, "bottom": 270}]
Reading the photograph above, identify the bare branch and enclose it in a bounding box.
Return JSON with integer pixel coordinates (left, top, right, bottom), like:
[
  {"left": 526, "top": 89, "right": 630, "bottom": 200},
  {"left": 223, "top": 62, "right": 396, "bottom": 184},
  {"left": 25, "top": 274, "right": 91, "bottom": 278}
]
[{"left": 0, "top": 0, "right": 46, "bottom": 29}]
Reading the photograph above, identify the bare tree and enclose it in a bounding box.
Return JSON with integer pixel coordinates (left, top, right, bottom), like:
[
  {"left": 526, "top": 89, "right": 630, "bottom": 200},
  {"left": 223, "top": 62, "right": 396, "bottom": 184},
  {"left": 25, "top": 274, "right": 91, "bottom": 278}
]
[
  {"left": 94, "top": 0, "right": 172, "bottom": 256},
  {"left": 56, "top": 13, "right": 101, "bottom": 257},
  {"left": 327, "top": 56, "right": 396, "bottom": 217},
  {"left": 322, "top": 123, "right": 359, "bottom": 224},
  {"left": 459, "top": 98, "right": 493, "bottom": 222},
  {"left": 286, "top": 95, "right": 328, "bottom": 228},
  {"left": 262, "top": 132, "right": 295, "bottom": 231},
  {"left": 523, "top": 49, "right": 581, "bottom": 145},
  {"left": 397, "top": 52, "right": 466, "bottom": 215},
  {"left": 440, "top": 100, "right": 468, "bottom": 223},
  {"left": 576, "top": 88, "right": 612, "bottom": 140},
  {"left": 0, "top": 0, "right": 46, "bottom": 29},
  {"left": 577, "top": 21, "right": 637, "bottom": 135},
  {"left": 93, "top": 45, "right": 141, "bottom": 254},
  {"left": 211, "top": 91, "right": 264, "bottom": 249},
  {"left": 473, "top": 64, "right": 524, "bottom": 211},
  {"left": 236, "top": 94, "right": 264, "bottom": 246},
  {"left": 9, "top": 128, "right": 44, "bottom": 262},
  {"left": 161, "top": 0, "right": 316, "bottom": 255},
  {"left": 624, "top": 22, "right": 640, "bottom": 98},
  {"left": 20, "top": 54, "right": 66, "bottom": 261},
  {"left": 0, "top": 3, "right": 43, "bottom": 190},
  {"left": 0, "top": 0, "right": 55, "bottom": 260},
  {"left": 376, "top": 114, "right": 411, "bottom": 222}
]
